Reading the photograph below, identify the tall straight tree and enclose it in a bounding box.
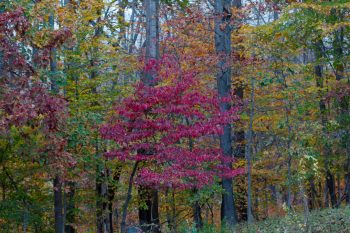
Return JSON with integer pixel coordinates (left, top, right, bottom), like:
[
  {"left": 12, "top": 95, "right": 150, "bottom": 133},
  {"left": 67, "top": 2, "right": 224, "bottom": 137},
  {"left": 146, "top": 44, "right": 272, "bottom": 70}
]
[
  {"left": 314, "top": 41, "right": 337, "bottom": 208},
  {"left": 49, "top": 12, "right": 64, "bottom": 233},
  {"left": 214, "top": 0, "right": 237, "bottom": 226},
  {"left": 139, "top": 0, "right": 160, "bottom": 232},
  {"left": 232, "top": 0, "right": 243, "bottom": 159}
]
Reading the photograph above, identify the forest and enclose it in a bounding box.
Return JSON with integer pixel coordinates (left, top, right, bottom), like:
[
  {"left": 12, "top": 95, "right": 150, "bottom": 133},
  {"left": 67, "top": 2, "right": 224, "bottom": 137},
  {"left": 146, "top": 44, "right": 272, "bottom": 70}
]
[{"left": 0, "top": 0, "right": 349, "bottom": 232}]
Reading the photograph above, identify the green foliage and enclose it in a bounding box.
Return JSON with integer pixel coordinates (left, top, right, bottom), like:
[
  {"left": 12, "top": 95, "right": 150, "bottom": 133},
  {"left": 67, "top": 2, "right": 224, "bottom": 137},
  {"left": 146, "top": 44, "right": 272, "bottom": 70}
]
[
  {"left": 178, "top": 207, "right": 350, "bottom": 233},
  {"left": 237, "top": 207, "right": 350, "bottom": 233}
]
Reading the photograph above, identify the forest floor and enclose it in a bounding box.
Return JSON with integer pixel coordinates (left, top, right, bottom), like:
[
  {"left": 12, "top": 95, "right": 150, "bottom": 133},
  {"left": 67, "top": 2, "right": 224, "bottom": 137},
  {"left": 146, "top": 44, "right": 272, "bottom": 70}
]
[{"left": 180, "top": 206, "right": 350, "bottom": 233}]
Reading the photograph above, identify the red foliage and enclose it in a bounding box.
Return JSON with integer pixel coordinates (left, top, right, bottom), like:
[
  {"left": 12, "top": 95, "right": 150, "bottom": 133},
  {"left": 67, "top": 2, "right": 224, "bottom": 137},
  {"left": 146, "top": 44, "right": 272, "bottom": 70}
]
[
  {"left": 101, "top": 55, "right": 243, "bottom": 190},
  {"left": 0, "top": 8, "right": 74, "bottom": 170}
]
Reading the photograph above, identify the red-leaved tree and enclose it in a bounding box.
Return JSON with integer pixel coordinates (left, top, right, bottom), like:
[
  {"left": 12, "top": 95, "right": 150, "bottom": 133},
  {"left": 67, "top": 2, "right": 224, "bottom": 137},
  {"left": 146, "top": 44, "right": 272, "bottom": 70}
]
[
  {"left": 101, "top": 54, "right": 244, "bottom": 229},
  {"left": 0, "top": 7, "right": 73, "bottom": 168}
]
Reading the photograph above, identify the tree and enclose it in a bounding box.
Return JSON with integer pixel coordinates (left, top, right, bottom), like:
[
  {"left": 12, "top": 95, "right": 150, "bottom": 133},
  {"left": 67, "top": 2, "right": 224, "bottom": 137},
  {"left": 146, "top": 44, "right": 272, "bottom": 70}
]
[
  {"left": 214, "top": 0, "right": 237, "bottom": 226},
  {"left": 138, "top": 0, "right": 161, "bottom": 232},
  {"left": 0, "top": 6, "right": 73, "bottom": 232},
  {"left": 101, "top": 55, "right": 243, "bottom": 232}
]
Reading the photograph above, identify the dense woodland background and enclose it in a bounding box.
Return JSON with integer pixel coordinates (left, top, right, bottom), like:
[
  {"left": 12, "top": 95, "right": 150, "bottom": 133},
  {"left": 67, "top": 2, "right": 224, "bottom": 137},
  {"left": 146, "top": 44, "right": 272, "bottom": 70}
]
[{"left": 0, "top": 0, "right": 349, "bottom": 232}]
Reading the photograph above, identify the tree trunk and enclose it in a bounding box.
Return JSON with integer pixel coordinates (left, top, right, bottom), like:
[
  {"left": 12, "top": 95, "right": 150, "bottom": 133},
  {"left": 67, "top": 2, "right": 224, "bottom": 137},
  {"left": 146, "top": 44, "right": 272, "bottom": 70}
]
[
  {"left": 54, "top": 176, "right": 64, "bottom": 233},
  {"left": 214, "top": 0, "right": 237, "bottom": 226},
  {"left": 96, "top": 166, "right": 109, "bottom": 233},
  {"left": 121, "top": 162, "right": 139, "bottom": 233},
  {"left": 49, "top": 11, "right": 64, "bottom": 233},
  {"left": 346, "top": 152, "right": 350, "bottom": 204},
  {"left": 193, "top": 200, "right": 203, "bottom": 230},
  {"left": 107, "top": 175, "right": 114, "bottom": 233},
  {"left": 308, "top": 178, "right": 318, "bottom": 210},
  {"left": 326, "top": 171, "right": 337, "bottom": 208},
  {"left": 117, "top": 0, "right": 128, "bottom": 49},
  {"left": 107, "top": 166, "right": 121, "bottom": 233},
  {"left": 333, "top": 18, "right": 344, "bottom": 81},
  {"left": 65, "top": 182, "right": 76, "bottom": 233},
  {"left": 49, "top": 14, "right": 59, "bottom": 94},
  {"left": 314, "top": 41, "right": 337, "bottom": 208},
  {"left": 139, "top": 188, "right": 160, "bottom": 233},
  {"left": 137, "top": 1, "right": 160, "bottom": 232},
  {"left": 96, "top": 140, "right": 110, "bottom": 233},
  {"left": 142, "top": 0, "right": 159, "bottom": 86},
  {"left": 332, "top": 16, "right": 349, "bottom": 207}
]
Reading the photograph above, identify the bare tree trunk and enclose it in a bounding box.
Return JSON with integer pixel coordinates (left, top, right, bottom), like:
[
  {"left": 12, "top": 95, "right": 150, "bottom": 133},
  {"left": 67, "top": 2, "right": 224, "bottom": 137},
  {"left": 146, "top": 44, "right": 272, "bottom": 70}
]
[
  {"left": 54, "top": 176, "right": 64, "bottom": 233},
  {"left": 96, "top": 162, "right": 109, "bottom": 233},
  {"left": 121, "top": 162, "right": 139, "bottom": 233},
  {"left": 107, "top": 167, "right": 121, "bottom": 233},
  {"left": 65, "top": 181, "right": 76, "bottom": 233},
  {"left": 142, "top": 0, "right": 159, "bottom": 86},
  {"left": 214, "top": 0, "right": 237, "bottom": 227},
  {"left": 308, "top": 179, "right": 318, "bottom": 210},
  {"left": 193, "top": 193, "right": 203, "bottom": 230},
  {"left": 128, "top": 0, "right": 140, "bottom": 54},
  {"left": 95, "top": 139, "right": 111, "bottom": 233}
]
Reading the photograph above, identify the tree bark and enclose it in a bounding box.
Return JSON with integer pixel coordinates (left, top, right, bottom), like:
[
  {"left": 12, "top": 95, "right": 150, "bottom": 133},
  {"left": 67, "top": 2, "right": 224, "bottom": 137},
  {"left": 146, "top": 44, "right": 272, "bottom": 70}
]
[
  {"left": 54, "top": 176, "right": 64, "bottom": 233},
  {"left": 121, "top": 162, "right": 139, "bottom": 233},
  {"left": 107, "top": 166, "right": 121, "bottom": 233},
  {"left": 142, "top": 0, "right": 159, "bottom": 86},
  {"left": 95, "top": 140, "right": 111, "bottom": 233},
  {"left": 117, "top": 0, "right": 128, "bottom": 49},
  {"left": 96, "top": 164, "right": 109, "bottom": 233},
  {"left": 214, "top": 0, "right": 237, "bottom": 226},
  {"left": 138, "top": 1, "right": 160, "bottom": 232},
  {"left": 139, "top": 188, "right": 160, "bottom": 233},
  {"left": 65, "top": 182, "right": 76, "bottom": 233},
  {"left": 193, "top": 199, "right": 203, "bottom": 230}
]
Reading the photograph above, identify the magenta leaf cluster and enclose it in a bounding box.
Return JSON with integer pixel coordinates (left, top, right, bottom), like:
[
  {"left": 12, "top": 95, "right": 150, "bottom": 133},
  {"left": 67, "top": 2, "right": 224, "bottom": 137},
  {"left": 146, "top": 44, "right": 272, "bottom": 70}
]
[
  {"left": 101, "top": 55, "right": 244, "bottom": 190},
  {"left": 0, "top": 8, "right": 74, "bottom": 169}
]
